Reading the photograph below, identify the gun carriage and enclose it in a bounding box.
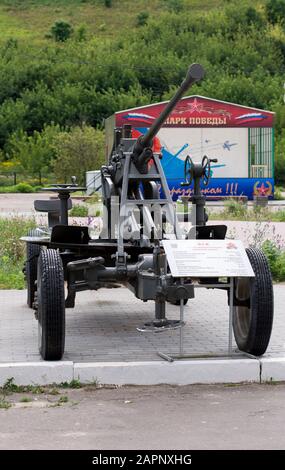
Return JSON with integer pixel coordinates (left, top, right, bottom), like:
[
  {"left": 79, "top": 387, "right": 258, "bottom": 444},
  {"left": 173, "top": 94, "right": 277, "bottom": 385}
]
[{"left": 22, "top": 64, "right": 273, "bottom": 360}]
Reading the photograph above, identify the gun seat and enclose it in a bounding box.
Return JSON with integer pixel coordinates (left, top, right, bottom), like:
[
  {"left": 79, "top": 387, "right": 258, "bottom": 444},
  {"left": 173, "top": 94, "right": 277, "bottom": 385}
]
[{"left": 34, "top": 199, "right": 72, "bottom": 227}]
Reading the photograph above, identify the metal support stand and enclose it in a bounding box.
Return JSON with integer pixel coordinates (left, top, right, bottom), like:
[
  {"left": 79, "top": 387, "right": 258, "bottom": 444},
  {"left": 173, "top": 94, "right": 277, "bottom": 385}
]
[{"left": 157, "top": 278, "right": 254, "bottom": 362}]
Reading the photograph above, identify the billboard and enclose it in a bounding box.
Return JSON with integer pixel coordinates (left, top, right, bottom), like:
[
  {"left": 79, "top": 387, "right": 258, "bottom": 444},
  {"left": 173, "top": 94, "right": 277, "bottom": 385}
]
[
  {"left": 109, "top": 95, "right": 275, "bottom": 199},
  {"left": 157, "top": 127, "right": 249, "bottom": 179}
]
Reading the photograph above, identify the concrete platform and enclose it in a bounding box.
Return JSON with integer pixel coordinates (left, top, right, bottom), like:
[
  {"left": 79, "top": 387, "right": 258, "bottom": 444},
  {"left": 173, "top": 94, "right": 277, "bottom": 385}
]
[{"left": 0, "top": 286, "right": 284, "bottom": 385}]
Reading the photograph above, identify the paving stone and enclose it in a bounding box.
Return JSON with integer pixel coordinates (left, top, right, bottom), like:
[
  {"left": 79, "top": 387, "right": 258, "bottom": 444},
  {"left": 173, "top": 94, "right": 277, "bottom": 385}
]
[{"left": 0, "top": 286, "right": 284, "bottom": 363}]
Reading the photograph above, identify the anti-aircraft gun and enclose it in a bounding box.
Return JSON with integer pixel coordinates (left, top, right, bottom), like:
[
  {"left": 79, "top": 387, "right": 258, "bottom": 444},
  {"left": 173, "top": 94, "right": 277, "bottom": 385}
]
[{"left": 22, "top": 64, "right": 273, "bottom": 361}]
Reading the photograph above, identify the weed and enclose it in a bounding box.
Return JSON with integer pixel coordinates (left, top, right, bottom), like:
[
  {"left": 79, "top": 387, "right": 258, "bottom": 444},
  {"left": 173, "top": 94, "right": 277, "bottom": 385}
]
[
  {"left": 0, "top": 217, "right": 36, "bottom": 289},
  {"left": 48, "top": 388, "right": 60, "bottom": 395},
  {"left": 1, "top": 378, "right": 45, "bottom": 395},
  {"left": 20, "top": 397, "right": 32, "bottom": 403},
  {"left": 0, "top": 398, "right": 11, "bottom": 410},
  {"left": 59, "top": 379, "right": 82, "bottom": 389},
  {"left": 58, "top": 395, "right": 69, "bottom": 403}
]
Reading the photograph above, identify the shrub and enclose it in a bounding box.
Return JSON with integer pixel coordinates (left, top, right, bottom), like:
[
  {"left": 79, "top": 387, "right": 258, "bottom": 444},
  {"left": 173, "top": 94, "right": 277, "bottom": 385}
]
[
  {"left": 266, "top": 0, "right": 285, "bottom": 24},
  {"left": 52, "top": 126, "right": 105, "bottom": 185},
  {"left": 223, "top": 200, "right": 247, "bottom": 219},
  {"left": 262, "top": 240, "right": 285, "bottom": 281},
  {"left": 7, "top": 125, "right": 61, "bottom": 178},
  {"left": 15, "top": 183, "right": 34, "bottom": 193},
  {"left": 104, "top": 0, "right": 112, "bottom": 7},
  {"left": 0, "top": 217, "right": 35, "bottom": 289},
  {"left": 69, "top": 204, "right": 88, "bottom": 217},
  {"left": 50, "top": 20, "right": 73, "bottom": 42},
  {"left": 274, "top": 186, "right": 285, "bottom": 200},
  {"left": 136, "top": 12, "right": 149, "bottom": 27},
  {"left": 163, "top": 0, "right": 184, "bottom": 13}
]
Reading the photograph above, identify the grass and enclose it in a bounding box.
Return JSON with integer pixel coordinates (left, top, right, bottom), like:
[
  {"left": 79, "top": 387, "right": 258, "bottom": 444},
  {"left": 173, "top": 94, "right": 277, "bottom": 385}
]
[
  {"left": 0, "top": 0, "right": 252, "bottom": 46},
  {"left": 1, "top": 377, "right": 45, "bottom": 394},
  {"left": 0, "top": 0, "right": 163, "bottom": 44},
  {"left": 0, "top": 184, "right": 37, "bottom": 193},
  {"left": 209, "top": 203, "right": 285, "bottom": 222},
  {"left": 19, "top": 396, "right": 33, "bottom": 403},
  {"left": 59, "top": 379, "right": 83, "bottom": 389},
  {"left": 0, "top": 217, "right": 35, "bottom": 289}
]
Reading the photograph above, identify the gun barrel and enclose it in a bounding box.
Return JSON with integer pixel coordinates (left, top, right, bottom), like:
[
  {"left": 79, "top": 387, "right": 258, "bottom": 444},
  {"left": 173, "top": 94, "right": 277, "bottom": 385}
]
[{"left": 140, "top": 63, "right": 205, "bottom": 148}]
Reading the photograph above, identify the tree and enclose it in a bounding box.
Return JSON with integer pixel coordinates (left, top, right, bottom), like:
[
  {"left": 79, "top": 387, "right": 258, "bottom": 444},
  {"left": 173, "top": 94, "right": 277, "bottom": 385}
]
[
  {"left": 275, "top": 131, "right": 285, "bottom": 184},
  {"left": 266, "top": 0, "right": 285, "bottom": 24},
  {"left": 7, "top": 124, "right": 60, "bottom": 177},
  {"left": 52, "top": 125, "right": 105, "bottom": 185},
  {"left": 50, "top": 20, "right": 73, "bottom": 42}
]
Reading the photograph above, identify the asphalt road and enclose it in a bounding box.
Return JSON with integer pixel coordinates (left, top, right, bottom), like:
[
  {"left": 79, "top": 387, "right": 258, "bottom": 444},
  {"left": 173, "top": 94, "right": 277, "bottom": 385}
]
[{"left": 1, "top": 383, "right": 285, "bottom": 450}]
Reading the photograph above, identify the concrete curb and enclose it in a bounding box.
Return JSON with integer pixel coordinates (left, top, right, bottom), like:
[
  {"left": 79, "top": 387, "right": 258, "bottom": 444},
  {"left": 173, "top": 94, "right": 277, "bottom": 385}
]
[
  {"left": 260, "top": 357, "right": 285, "bottom": 383},
  {"left": 1, "top": 358, "right": 285, "bottom": 387},
  {"left": 74, "top": 359, "right": 261, "bottom": 385},
  {"left": 0, "top": 362, "right": 73, "bottom": 386}
]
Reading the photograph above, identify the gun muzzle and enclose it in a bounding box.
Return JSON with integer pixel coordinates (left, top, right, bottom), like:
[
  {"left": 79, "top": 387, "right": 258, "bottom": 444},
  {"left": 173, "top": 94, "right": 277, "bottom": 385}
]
[{"left": 132, "top": 64, "right": 205, "bottom": 172}]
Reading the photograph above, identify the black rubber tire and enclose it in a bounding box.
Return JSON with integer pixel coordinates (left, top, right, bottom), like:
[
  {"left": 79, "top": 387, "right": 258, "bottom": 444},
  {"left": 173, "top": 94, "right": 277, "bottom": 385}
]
[
  {"left": 37, "top": 249, "right": 65, "bottom": 360},
  {"left": 26, "top": 228, "right": 42, "bottom": 308},
  {"left": 233, "top": 247, "right": 274, "bottom": 356}
]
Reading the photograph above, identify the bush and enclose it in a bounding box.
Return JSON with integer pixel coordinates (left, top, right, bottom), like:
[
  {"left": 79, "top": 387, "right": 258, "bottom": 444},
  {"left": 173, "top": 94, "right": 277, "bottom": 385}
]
[
  {"left": 223, "top": 200, "right": 247, "bottom": 218},
  {"left": 163, "top": 0, "right": 184, "bottom": 13},
  {"left": 262, "top": 240, "right": 285, "bottom": 281},
  {"left": 136, "top": 12, "right": 149, "bottom": 27},
  {"left": 69, "top": 204, "right": 88, "bottom": 217},
  {"left": 266, "top": 0, "right": 285, "bottom": 24},
  {"left": 7, "top": 125, "right": 61, "bottom": 178},
  {"left": 52, "top": 125, "right": 105, "bottom": 185},
  {"left": 50, "top": 20, "right": 73, "bottom": 42},
  {"left": 15, "top": 183, "right": 34, "bottom": 193},
  {"left": 274, "top": 186, "right": 285, "bottom": 200},
  {"left": 0, "top": 217, "right": 35, "bottom": 289}
]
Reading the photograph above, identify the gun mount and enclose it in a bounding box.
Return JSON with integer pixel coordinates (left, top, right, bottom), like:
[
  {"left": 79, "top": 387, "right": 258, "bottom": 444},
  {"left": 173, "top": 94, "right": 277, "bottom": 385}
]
[{"left": 21, "top": 64, "right": 274, "bottom": 361}]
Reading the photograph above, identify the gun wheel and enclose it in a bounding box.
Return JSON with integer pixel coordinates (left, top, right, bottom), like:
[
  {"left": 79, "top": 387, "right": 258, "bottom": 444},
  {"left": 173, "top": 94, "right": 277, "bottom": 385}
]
[
  {"left": 26, "top": 228, "right": 42, "bottom": 308},
  {"left": 37, "top": 249, "right": 65, "bottom": 360},
  {"left": 233, "top": 247, "right": 273, "bottom": 356}
]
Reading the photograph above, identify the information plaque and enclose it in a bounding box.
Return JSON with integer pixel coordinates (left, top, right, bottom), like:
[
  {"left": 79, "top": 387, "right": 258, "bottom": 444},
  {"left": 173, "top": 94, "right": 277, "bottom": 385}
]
[{"left": 162, "top": 239, "right": 255, "bottom": 278}]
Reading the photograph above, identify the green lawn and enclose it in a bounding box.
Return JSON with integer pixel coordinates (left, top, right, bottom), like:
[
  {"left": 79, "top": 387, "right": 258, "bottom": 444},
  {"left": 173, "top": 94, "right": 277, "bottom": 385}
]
[{"left": 0, "top": 0, "right": 265, "bottom": 44}]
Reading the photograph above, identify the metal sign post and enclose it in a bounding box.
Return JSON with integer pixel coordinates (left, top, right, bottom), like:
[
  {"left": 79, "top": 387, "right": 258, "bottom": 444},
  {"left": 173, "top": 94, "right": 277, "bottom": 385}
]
[
  {"left": 157, "top": 278, "right": 235, "bottom": 362},
  {"left": 156, "top": 239, "right": 257, "bottom": 361}
]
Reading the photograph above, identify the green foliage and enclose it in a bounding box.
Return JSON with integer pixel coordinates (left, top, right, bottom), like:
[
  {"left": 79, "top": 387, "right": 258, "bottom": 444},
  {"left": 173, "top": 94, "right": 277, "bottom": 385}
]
[
  {"left": 163, "top": 0, "right": 185, "bottom": 13},
  {"left": 60, "top": 379, "right": 82, "bottom": 388},
  {"left": 136, "top": 11, "right": 149, "bottom": 27},
  {"left": 104, "top": 0, "right": 112, "bottom": 7},
  {"left": 69, "top": 204, "right": 88, "bottom": 216},
  {"left": 266, "top": 0, "right": 285, "bottom": 24},
  {"left": 0, "top": 217, "right": 35, "bottom": 289},
  {"left": 75, "top": 23, "right": 88, "bottom": 41},
  {"left": 1, "top": 377, "right": 44, "bottom": 394},
  {"left": 52, "top": 125, "right": 105, "bottom": 185},
  {"left": 275, "top": 131, "right": 285, "bottom": 184},
  {"left": 0, "top": 0, "right": 283, "bottom": 183},
  {"left": 274, "top": 186, "right": 285, "bottom": 200},
  {"left": 14, "top": 182, "right": 34, "bottom": 193},
  {"left": 0, "top": 398, "right": 11, "bottom": 409},
  {"left": 50, "top": 20, "right": 73, "bottom": 42},
  {"left": 7, "top": 124, "right": 61, "bottom": 176},
  {"left": 262, "top": 240, "right": 285, "bottom": 281},
  {"left": 223, "top": 200, "right": 247, "bottom": 218}
]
